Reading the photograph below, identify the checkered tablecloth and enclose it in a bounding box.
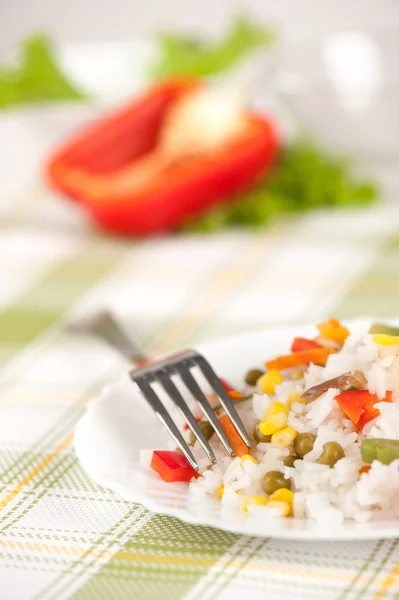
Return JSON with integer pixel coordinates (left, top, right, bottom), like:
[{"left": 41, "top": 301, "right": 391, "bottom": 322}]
[{"left": 1, "top": 185, "right": 399, "bottom": 600}]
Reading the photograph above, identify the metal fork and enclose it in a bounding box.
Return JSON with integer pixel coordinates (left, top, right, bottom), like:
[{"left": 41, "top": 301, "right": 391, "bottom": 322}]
[{"left": 68, "top": 311, "right": 251, "bottom": 470}]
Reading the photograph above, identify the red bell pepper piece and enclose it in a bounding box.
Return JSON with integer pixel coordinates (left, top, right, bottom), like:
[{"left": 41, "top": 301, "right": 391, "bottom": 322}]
[
  {"left": 266, "top": 347, "right": 335, "bottom": 371},
  {"left": 357, "top": 391, "right": 392, "bottom": 430},
  {"left": 150, "top": 450, "right": 200, "bottom": 483},
  {"left": 220, "top": 378, "right": 233, "bottom": 393},
  {"left": 359, "top": 465, "right": 371, "bottom": 475},
  {"left": 46, "top": 77, "right": 278, "bottom": 235},
  {"left": 183, "top": 417, "right": 201, "bottom": 431},
  {"left": 291, "top": 337, "right": 322, "bottom": 353},
  {"left": 336, "top": 390, "right": 393, "bottom": 430}
]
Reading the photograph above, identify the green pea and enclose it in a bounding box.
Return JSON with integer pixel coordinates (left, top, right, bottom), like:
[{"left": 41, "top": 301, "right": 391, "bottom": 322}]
[
  {"left": 319, "top": 441, "right": 345, "bottom": 467},
  {"left": 245, "top": 368, "right": 265, "bottom": 386},
  {"left": 189, "top": 421, "right": 214, "bottom": 446},
  {"left": 262, "top": 471, "right": 292, "bottom": 495},
  {"left": 294, "top": 433, "right": 316, "bottom": 459},
  {"left": 254, "top": 423, "right": 272, "bottom": 444},
  {"left": 283, "top": 455, "right": 297, "bottom": 468}
]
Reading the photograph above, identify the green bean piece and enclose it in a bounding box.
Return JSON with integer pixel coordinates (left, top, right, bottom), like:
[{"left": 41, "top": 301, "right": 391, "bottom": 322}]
[
  {"left": 368, "top": 323, "right": 399, "bottom": 336},
  {"left": 361, "top": 438, "right": 399, "bottom": 465}
]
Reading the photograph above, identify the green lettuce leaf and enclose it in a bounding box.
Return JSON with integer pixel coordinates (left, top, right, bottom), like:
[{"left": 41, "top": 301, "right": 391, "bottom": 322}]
[
  {"left": 0, "top": 34, "right": 85, "bottom": 110},
  {"left": 180, "top": 141, "right": 378, "bottom": 232},
  {"left": 150, "top": 15, "right": 275, "bottom": 78}
]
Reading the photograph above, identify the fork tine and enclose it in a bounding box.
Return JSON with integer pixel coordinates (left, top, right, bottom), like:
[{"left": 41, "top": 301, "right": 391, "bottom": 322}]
[
  {"left": 132, "top": 375, "right": 199, "bottom": 471},
  {"left": 195, "top": 355, "right": 252, "bottom": 448},
  {"left": 156, "top": 372, "right": 217, "bottom": 464},
  {"left": 179, "top": 369, "right": 234, "bottom": 457}
]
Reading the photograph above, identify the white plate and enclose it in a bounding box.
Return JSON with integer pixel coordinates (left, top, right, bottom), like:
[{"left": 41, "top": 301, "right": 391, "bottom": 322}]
[{"left": 74, "top": 318, "right": 399, "bottom": 540}]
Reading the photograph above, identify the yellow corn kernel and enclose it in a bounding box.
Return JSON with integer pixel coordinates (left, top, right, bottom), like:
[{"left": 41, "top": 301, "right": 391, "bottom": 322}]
[
  {"left": 271, "top": 426, "right": 298, "bottom": 449},
  {"left": 292, "top": 370, "right": 304, "bottom": 380},
  {"left": 258, "top": 370, "right": 283, "bottom": 395},
  {"left": 241, "top": 454, "right": 257, "bottom": 465},
  {"left": 269, "top": 488, "right": 294, "bottom": 516},
  {"left": 265, "top": 401, "right": 288, "bottom": 418},
  {"left": 372, "top": 334, "right": 399, "bottom": 346},
  {"left": 268, "top": 500, "right": 291, "bottom": 517},
  {"left": 259, "top": 413, "right": 287, "bottom": 436},
  {"left": 215, "top": 484, "right": 225, "bottom": 500},
  {"left": 287, "top": 391, "right": 307, "bottom": 411},
  {"left": 240, "top": 495, "right": 267, "bottom": 513}
]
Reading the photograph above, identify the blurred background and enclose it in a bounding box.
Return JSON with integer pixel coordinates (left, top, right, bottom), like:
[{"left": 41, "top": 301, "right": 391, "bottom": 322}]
[
  {"left": 2, "top": 0, "right": 399, "bottom": 218},
  {"left": 2, "top": 0, "right": 399, "bottom": 50}
]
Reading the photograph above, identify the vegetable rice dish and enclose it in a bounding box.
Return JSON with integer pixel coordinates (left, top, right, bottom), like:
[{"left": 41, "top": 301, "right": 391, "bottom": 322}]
[{"left": 146, "top": 320, "right": 399, "bottom": 524}]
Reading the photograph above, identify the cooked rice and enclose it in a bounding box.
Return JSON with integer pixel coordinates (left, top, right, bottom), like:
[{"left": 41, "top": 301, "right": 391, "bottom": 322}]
[{"left": 184, "top": 332, "right": 399, "bottom": 523}]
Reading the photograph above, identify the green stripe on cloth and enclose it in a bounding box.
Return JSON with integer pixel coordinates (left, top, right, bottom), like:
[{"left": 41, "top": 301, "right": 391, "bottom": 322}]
[
  {"left": 357, "top": 539, "right": 399, "bottom": 600},
  {"left": 338, "top": 540, "right": 385, "bottom": 600},
  {"left": 0, "top": 242, "right": 128, "bottom": 492},
  {"left": 146, "top": 226, "right": 280, "bottom": 356},
  {"left": 36, "top": 506, "right": 151, "bottom": 600},
  {"left": 0, "top": 242, "right": 130, "bottom": 540},
  {"left": 205, "top": 537, "right": 269, "bottom": 600},
  {"left": 0, "top": 248, "right": 125, "bottom": 347},
  {"left": 0, "top": 405, "right": 82, "bottom": 483},
  {"left": 334, "top": 233, "right": 399, "bottom": 318},
  {"left": 0, "top": 308, "right": 61, "bottom": 345},
  {"left": 72, "top": 516, "right": 240, "bottom": 600}
]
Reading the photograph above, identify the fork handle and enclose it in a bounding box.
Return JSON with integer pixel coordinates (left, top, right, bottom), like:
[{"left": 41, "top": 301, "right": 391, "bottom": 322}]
[{"left": 71, "top": 310, "right": 149, "bottom": 367}]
